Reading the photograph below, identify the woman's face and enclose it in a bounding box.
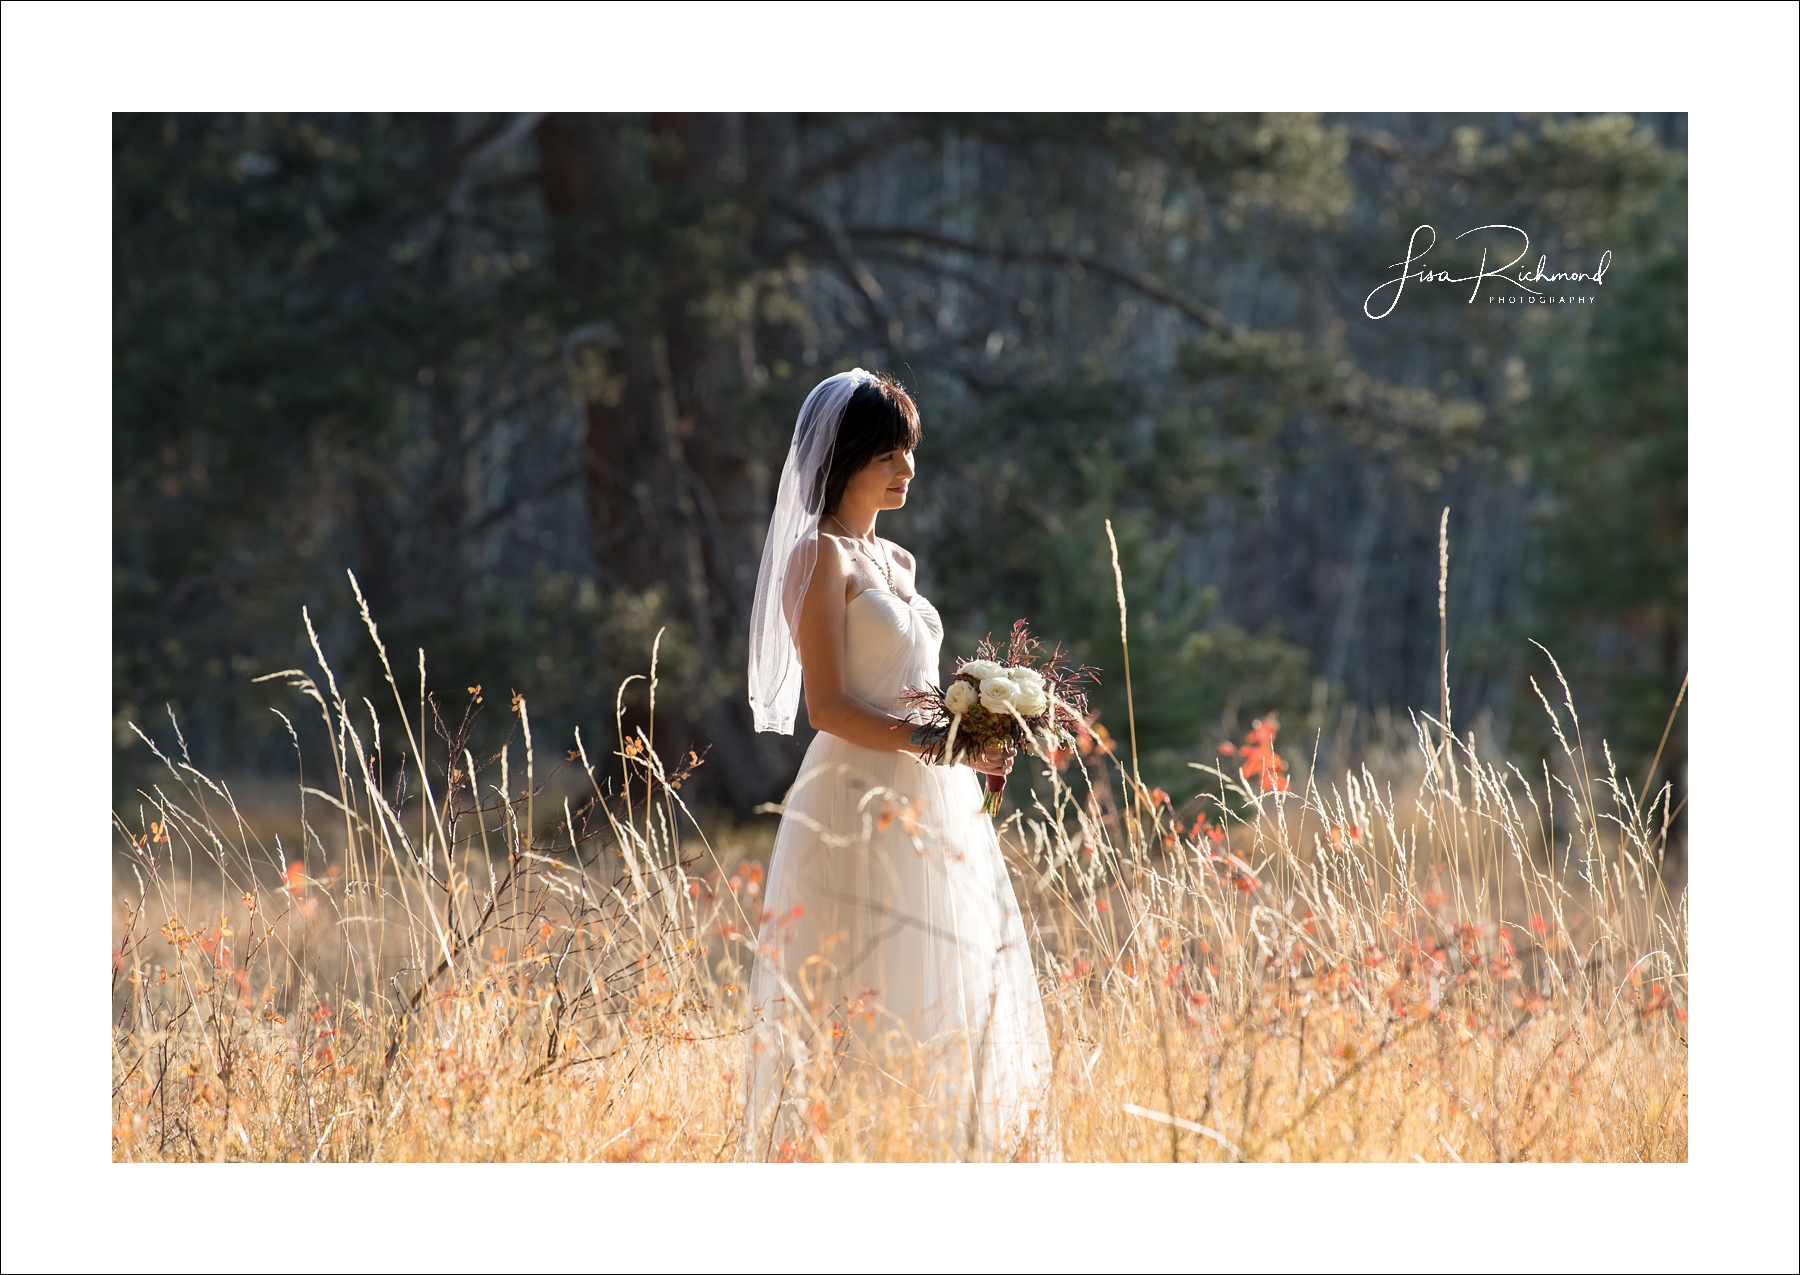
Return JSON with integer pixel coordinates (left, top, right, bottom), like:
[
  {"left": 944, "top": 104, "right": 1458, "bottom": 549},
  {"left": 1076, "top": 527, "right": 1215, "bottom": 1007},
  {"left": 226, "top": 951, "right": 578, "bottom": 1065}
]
[{"left": 843, "top": 443, "right": 915, "bottom": 514}]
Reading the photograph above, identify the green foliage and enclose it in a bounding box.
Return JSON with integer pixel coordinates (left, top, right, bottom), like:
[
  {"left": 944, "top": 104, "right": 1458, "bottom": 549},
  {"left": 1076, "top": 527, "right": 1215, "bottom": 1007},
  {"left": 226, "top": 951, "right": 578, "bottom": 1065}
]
[
  {"left": 1506, "top": 157, "right": 1687, "bottom": 772},
  {"left": 113, "top": 114, "right": 565, "bottom": 774},
  {"left": 111, "top": 112, "right": 1686, "bottom": 811},
  {"left": 905, "top": 375, "right": 1312, "bottom": 795}
]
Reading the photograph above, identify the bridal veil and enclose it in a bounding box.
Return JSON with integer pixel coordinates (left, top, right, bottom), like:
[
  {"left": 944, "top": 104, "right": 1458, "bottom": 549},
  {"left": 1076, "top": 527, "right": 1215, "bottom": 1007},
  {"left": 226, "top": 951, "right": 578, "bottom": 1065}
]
[{"left": 745, "top": 367, "right": 873, "bottom": 734}]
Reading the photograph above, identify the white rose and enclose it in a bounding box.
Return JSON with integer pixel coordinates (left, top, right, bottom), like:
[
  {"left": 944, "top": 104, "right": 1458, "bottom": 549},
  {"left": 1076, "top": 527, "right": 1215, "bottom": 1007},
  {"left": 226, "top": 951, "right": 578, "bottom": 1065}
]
[
  {"left": 960, "top": 659, "right": 1004, "bottom": 682},
  {"left": 1014, "top": 682, "right": 1049, "bottom": 717},
  {"left": 979, "top": 676, "right": 1020, "bottom": 714},
  {"left": 943, "top": 680, "right": 978, "bottom": 714},
  {"left": 1007, "top": 665, "right": 1044, "bottom": 687}
]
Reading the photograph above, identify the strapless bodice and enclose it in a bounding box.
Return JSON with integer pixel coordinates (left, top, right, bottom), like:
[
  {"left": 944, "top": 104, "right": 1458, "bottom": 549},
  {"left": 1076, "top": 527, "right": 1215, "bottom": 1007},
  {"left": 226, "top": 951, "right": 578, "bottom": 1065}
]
[{"left": 844, "top": 587, "right": 944, "bottom": 715}]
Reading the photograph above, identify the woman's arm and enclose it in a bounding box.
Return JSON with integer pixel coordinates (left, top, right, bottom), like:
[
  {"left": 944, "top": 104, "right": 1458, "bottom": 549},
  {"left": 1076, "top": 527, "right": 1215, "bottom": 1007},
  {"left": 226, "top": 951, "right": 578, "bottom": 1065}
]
[
  {"left": 793, "top": 537, "right": 1010, "bottom": 773},
  {"left": 793, "top": 536, "right": 926, "bottom": 753}
]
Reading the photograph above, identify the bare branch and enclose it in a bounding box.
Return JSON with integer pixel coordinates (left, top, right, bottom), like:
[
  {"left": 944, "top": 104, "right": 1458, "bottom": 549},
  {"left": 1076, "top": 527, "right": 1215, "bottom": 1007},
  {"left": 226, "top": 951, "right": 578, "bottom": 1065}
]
[
  {"left": 836, "top": 222, "right": 1236, "bottom": 337},
  {"left": 770, "top": 196, "right": 905, "bottom": 348}
]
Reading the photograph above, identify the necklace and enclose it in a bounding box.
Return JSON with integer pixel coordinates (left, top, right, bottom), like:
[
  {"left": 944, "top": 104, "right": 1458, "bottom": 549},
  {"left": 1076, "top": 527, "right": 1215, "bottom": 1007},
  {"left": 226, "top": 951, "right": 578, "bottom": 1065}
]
[{"left": 826, "top": 516, "right": 895, "bottom": 591}]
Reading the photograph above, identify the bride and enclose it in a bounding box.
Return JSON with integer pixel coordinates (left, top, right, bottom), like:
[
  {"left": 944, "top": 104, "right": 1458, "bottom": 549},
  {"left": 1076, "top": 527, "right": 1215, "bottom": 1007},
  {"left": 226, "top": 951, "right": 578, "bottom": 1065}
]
[{"left": 742, "top": 369, "right": 1055, "bottom": 1161}]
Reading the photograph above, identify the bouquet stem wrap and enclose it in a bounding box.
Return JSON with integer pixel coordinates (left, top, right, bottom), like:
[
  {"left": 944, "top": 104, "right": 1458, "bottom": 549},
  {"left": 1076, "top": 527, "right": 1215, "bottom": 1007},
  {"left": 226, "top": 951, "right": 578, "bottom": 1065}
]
[{"left": 981, "top": 770, "right": 1007, "bottom": 817}]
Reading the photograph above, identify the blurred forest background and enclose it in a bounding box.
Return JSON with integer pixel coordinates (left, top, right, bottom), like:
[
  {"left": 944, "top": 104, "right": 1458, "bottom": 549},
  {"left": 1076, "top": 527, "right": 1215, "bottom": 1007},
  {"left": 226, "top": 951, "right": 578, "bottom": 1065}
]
[{"left": 113, "top": 112, "right": 1686, "bottom": 817}]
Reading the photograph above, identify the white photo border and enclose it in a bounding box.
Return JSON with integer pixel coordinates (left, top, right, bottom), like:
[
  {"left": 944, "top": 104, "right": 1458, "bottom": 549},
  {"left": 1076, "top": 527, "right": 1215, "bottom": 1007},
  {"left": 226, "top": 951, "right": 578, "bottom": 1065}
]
[{"left": 3, "top": 3, "right": 1793, "bottom": 1271}]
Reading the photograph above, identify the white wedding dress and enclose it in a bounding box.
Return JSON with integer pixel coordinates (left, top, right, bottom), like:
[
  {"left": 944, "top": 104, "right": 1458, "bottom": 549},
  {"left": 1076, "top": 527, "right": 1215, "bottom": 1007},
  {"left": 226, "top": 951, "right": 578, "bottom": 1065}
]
[{"left": 743, "top": 583, "right": 1056, "bottom": 1161}]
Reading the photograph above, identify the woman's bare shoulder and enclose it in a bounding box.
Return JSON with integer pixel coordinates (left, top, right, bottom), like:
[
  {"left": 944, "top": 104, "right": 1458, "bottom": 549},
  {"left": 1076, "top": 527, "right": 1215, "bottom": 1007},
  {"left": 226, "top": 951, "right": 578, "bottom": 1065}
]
[
  {"left": 787, "top": 532, "right": 852, "bottom": 582},
  {"left": 815, "top": 531, "right": 857, "bottom": 564},
  {"left": 883, "top": 539, "right": 917, "bottom": 570},
  {"left": 783, "top": 534, "right": 852, "bottom": 629}
]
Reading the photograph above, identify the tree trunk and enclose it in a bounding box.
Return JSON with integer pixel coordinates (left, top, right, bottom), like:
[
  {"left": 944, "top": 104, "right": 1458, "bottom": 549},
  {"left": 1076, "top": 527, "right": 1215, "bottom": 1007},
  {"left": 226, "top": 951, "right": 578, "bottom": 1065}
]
[{"left": 538, "top": 112, "right": 792, "bottom": 806}]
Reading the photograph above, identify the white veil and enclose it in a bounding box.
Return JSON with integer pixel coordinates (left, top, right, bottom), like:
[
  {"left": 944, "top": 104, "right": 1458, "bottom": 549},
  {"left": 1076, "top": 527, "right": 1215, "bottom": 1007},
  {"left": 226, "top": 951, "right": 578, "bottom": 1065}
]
[{"left": 747, "top": 368, "right": 874, "bottom": 734}]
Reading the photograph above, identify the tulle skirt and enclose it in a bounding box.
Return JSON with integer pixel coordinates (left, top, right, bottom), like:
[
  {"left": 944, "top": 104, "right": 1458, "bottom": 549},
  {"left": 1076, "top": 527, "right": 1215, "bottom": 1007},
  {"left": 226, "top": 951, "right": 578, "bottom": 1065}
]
[{"left": 742, "top": 730, "right": 1056, "bottom": 1161}]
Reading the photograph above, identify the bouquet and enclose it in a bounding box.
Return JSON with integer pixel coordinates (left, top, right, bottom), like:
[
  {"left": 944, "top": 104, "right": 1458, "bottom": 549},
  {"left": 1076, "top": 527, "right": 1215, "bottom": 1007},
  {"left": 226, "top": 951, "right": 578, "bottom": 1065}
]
[{"left": 901, "top": 619, "right": 1098, "bottom": 816}]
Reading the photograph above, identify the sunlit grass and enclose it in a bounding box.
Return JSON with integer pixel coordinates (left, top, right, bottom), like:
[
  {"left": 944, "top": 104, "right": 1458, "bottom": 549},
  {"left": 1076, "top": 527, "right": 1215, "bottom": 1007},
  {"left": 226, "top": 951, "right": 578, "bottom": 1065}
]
[{"left": 111, "top": 575, "right": 1685, "bottom": 1162}]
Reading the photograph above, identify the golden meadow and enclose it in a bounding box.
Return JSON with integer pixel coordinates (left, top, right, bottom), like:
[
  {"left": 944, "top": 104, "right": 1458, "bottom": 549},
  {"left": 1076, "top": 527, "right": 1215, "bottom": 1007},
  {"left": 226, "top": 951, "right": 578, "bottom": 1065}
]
[{"left": 112, "top": 570, "right": 1686, "bottom": 1162}]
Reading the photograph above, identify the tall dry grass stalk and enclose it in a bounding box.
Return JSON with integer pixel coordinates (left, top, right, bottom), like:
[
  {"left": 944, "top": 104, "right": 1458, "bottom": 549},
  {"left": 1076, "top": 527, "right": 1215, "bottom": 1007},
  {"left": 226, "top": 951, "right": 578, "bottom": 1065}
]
[{"left": 111, "top": 571, "right": 1685, "bottom": 1162}]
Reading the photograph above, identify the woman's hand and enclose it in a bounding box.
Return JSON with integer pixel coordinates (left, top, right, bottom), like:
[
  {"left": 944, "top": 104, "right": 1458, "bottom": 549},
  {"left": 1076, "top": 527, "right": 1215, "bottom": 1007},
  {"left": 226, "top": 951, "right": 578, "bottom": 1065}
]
[{"left": 965, "top": 740, "right": 1016, "bottom": 777}]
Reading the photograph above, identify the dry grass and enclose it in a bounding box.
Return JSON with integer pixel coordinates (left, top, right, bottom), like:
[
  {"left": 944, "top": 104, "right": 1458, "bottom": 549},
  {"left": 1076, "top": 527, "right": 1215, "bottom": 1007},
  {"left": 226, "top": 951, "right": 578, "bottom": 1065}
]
[{"left": 111, "top": 578, "right": 1685, "bottom": 1163}]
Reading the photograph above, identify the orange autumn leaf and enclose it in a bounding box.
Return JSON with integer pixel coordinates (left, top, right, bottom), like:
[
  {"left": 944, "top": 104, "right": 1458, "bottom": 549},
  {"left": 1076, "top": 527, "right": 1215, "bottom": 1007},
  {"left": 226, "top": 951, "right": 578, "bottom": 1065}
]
[{"left": 1223, "top": 714, "right": 1290, "bottom": 792}]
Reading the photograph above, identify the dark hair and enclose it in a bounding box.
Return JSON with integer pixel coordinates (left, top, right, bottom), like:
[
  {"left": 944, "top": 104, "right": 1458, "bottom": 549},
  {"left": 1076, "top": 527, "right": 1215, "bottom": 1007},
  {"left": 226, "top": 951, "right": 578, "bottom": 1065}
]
[{"left": 813, "top": 374, "right": 921, "bottom": 515}]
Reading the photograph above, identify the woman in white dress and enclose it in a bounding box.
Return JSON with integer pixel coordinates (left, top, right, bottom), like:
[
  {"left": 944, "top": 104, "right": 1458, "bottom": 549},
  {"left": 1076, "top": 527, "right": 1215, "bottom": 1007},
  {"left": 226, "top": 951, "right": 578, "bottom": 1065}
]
[{"left": 742, "top": 369, "right": 1055, "bottom": 1161}]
